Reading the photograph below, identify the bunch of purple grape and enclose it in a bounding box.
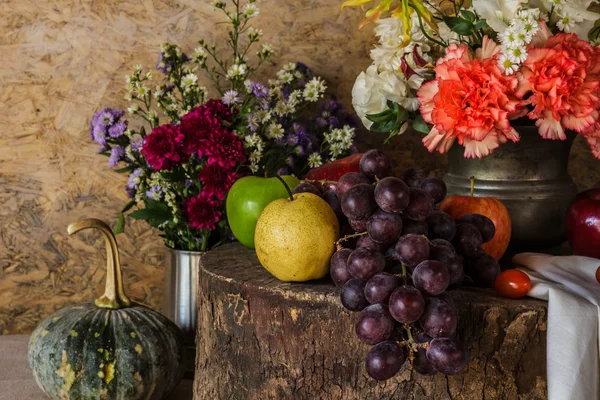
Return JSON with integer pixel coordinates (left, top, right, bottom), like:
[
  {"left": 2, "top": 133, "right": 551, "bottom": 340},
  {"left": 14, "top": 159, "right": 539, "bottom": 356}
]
[{"left": 327, "top": 149, "right": 497, "bottom": 381}]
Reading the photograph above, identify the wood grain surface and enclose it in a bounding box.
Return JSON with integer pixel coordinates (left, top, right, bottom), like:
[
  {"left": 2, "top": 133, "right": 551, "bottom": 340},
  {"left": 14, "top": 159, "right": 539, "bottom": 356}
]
[{"left": 0, "top": 0, "right": 598, "bottom": 335}]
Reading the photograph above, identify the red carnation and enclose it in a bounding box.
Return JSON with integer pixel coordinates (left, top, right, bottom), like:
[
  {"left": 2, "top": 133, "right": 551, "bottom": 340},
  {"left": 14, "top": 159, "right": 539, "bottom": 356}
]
[
  {"left": 199, "top": 164, "right": 238, "bottom": 200},
  {"left": 141, "top": 123, "right": 187, "bottom": 170},
  {"left": 183, "top": 193, "right": 222, "bottom": 231},
  {"left": 204, "top": 129, "right": 246, "bottom": 169},
  {"left": 205, "top": 99, "right": 235, "bottom": 122},
  {"left": 180, "top": 100, "right": 237, "bottom": 155}
]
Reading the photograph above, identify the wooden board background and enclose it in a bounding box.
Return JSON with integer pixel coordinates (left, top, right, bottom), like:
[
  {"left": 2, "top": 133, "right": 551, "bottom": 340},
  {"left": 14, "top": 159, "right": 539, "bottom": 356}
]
[{"left": 0, "top": 0, "right": 598, "bottom": 335}]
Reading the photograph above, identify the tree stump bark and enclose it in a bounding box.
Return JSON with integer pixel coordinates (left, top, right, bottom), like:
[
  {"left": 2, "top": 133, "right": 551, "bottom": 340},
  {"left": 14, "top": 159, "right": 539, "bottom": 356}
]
[{"left": 193, "top": 243, "right": 548, "bottom": 400}]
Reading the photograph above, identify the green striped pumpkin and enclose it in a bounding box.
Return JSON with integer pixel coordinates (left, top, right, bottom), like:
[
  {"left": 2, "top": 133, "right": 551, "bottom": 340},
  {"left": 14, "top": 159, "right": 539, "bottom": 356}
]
[{"left": 28, "top": 219, "right": 185, "bottom": 400}]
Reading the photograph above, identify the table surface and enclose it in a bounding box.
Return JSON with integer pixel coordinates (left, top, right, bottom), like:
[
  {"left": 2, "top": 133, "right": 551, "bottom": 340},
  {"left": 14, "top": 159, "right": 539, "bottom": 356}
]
[{"left": 0, "top": 335, "right": 193, "bottom": 400}]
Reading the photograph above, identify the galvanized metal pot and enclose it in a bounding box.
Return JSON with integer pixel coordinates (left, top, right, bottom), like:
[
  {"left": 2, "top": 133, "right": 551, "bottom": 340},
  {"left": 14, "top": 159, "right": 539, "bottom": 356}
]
[
  {"left": 444, "top": 125, "right": 578, "bottom": 249},
  {"left": 163, "top": 247, "right": 205, "bottom": 375}
]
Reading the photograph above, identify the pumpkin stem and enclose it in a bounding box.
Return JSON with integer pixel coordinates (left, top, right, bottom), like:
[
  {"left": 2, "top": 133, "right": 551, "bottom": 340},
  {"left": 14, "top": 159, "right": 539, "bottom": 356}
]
[{"left": 67, "top": 219, "right": 131, "bottom": 309}]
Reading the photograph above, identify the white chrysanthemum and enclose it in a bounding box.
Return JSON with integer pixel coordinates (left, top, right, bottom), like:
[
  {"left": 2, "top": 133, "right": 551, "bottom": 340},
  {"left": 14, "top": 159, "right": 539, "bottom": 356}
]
[
  {"left": 181, "top": 73, "right": 198, "bottom": 90},
  {"left": 244, "top": 134, "right": 259, "bottom": 148},
  {"left": 242, "top": 3, "right": 259, "bottom": 18},
  {"left": 256, "top": 109, "right": 271, "bottom": 123},
  {"left": 331, "top": 128, "right": 344, "bottom": 141},
  {"left": 506, "top": 45, "right": 528, "bottom": 63},
  {"left": 308, "top": 153, "right": 323, "bottom": 168},
  {"left": 274, "top": 102, "right": 287, "bottom": 116},
  {"left": 279, "top": 72, "right": 294, "bottom": 84},
  {"left": 557, "top": 14, "right": 583, "bottom": 33},
  {"left": 303, "top": 88, "right": 320, "bottom": 102},
  {"left": 227, "top": 64, "right": 247, "bottom": 79},
  {"left": 341, "top": 126, "right": 355, "bottom": 141},
  {"left": 267, "top": 123, "right": 284, "bottom": 139},
  {"left": 283, "top": 62, "right": 297, "bottom": 72},
  {"left": 498, "top": 54, "right": 519, "bottom": 75},
  {"left": 330, "top": 143, "right": 343, "bottom": 158}
]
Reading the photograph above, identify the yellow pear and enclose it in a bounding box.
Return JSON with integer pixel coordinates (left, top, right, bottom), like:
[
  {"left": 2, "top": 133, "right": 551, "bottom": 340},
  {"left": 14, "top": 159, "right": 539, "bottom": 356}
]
[{"left": 254, "top": 191, "right": 340, "bottom": 282}]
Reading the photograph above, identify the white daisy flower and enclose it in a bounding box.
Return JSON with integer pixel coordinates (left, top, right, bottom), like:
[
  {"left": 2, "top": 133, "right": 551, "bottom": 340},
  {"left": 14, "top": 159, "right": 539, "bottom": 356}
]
[
  {"left": 250, "top": 149, "right": 262, "bottom": 163},
  {"left": 193, "top": 46, "right": 206, "bottom": 60},
  {"left": 308, "top": 152, "right": 323, "bottom": 168},
  {"left": 222, "top": 90, "right": 239, "bottom": 105},
  {"left": 245, "top": 134, "right": 259, "bottom": 148},
  {"left": 557, "top": 14, "right": 582, "bottom": 33},
  {"left": 284, "top": 62, "right": 297, "bottom": 72},
  {"left": 274, "top": 102, "right": 287, "bottom": 116},
  {"left": 250, "top": 164, "right": 260, "bottom": 173},
  {"left": 287, "top": 90, "right": 302, "bottom": 106},
  {"left": 181, "top": 73, "right": 198, "bottom": 90},
  {"left": 303, "top": 88, "right": 320, "bottom": 102},
  {"left": 279, "top": 72, "right": 294, "bottom": 84},
  {"left": 227, "top": 64, "right": 247, "bottom": 79},
  {"left": 242, "top": 3, "right": 259, "bottom": 18},
  {"left": 331, "top": 128, "right": 344, "bottom": 141},
  {"left": 260, "top": 44, "right": 274, "bottom": 57},
  {"left": 498, "top": 53, "right": 519, "bottom": 75},
  {"left": 247, "top": 27, "right": 263, "bottom": 39},
  {"left": 341, "top": 125, "right": 355, "bottom": 140},
  {"left": 506, "top": 45, "right": 528, "bottom": 64},
  {"left": 330, "top": 143, "right": 343, "bottom": 158},
  {"left": 499, "top": 27, "right": 524, "bottom": 48},
  {"left": 256, "top": 109, "right": 271, "bottom": 123},
  {"left": 267, "top": 123, "right": 284, "bottom": 139}
]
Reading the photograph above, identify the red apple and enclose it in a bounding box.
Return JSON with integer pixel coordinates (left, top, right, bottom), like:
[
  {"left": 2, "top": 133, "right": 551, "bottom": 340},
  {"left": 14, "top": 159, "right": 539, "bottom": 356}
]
[
  {"left": 439, "top": 178, "right": 512, "bottom": 261},
  {"left": 566, "top": 188, "right": 600, "bottom": 259}
]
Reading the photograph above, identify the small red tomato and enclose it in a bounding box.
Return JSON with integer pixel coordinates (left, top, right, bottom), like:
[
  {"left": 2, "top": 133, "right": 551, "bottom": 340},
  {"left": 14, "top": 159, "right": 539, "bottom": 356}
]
[{"left": 495, "top": 270, "right": 531, "bottom": 299}]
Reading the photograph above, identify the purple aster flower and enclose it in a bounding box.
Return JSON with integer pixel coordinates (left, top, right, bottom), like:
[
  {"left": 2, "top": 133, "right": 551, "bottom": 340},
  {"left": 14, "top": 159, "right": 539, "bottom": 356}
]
[
  {"left": 108, "top": 120, "right": 128, "bottom": 138},
  {"left": 247, "top": 114, "right": 260, "bottom": 132},
  {"left": 249, "top": 81, "right": 268, "bottom": 98},
  {"left": 185, "top": 179, "right": 193, "bottom": 188},
  {"left": 320, "top": 99, "right": 339, "bottom": 113},
  {"left": 350, "top": 145, "right": 359, "bottom": 154},
  {"left": 108, "top": 146, "right": 124, "bottom": 168},
  {"left": 275, "top": 137, "right": 286, "bottom": 146},
  {"left": 156, "top": 52, "right": 173, "bottom": 73},
  {"left": 294, "top": 146, "right": 305, "bottom": 156},
  {"left": 130, "top": 134, "right": 144, "bottom": 151},
  {"left": 328, "top": 116, "right": 340, "bottom": 128},
  {"left": 222, "top": 90, "right": 239, "bottom": 105},
  {"left": 285, "top": 134, "right": 299, "bottom": 146},
  {"left": 278, "top": 167, "right": 289, "bottom": 176},
  {"left": 92, "top": 125, "right": 107, "bottom": 148},
  {"left": 286, "top": 156, "right": 295, "bottom": 168},
  {"left": 146, "top": 185, "right": 163, "bottom": 200},
  {"left": 125, "top": 168, "right": 143, "bottom": 198},
  {"left": 315, "top": 117, "right": 328, "bottom": 128}
]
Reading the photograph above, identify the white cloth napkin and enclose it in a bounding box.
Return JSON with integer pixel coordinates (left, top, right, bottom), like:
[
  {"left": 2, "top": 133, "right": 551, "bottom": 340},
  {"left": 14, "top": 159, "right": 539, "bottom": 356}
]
[{"left": 513, "top": 253, "right": 600, "bottom": 400}]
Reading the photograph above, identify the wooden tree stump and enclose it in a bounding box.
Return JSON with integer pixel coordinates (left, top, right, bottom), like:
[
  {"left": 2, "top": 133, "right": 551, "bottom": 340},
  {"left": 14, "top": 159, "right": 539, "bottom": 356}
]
[{"left": 193, "top": 243, "right": 548, "bottom": 400}]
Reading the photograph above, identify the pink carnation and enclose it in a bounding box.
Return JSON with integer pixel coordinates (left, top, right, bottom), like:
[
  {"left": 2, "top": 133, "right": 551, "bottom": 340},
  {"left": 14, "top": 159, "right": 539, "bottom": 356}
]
[
  {"left": 141, "top": 123, "right": 187, "bottom": 171},
  {"left": 518, "top": 33, "right": 600, "bottom": 152},
  {"left": 417, "top": 37, "right": 526, "bottom": 158},
  {"left": 183, "top": 193, "right": 222, "bottom": 231},
  {"left": 199, "top": 164, "right": 238, "bottom": 200}
]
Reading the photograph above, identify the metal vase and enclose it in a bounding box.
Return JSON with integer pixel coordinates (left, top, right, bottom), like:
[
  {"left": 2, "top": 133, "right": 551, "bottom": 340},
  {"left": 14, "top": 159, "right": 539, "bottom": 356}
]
[
  {"left": 163, "top": 247, "right": 205, "bottom": 375},
  {"left": 444, "top": 125, "right": 578, "bottom": 249}
]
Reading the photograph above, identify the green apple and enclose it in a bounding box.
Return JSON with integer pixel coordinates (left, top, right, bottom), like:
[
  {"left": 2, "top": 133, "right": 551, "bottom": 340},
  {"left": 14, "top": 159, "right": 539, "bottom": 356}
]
[{"left": 226, "top": 175, "right": 300, "bottom": 249}]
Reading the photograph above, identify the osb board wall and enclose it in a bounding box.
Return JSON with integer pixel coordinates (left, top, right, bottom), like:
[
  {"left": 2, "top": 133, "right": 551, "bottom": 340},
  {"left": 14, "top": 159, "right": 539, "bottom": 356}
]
[{"left": 0, "top": 0, "right": 598, "bottom": 335}]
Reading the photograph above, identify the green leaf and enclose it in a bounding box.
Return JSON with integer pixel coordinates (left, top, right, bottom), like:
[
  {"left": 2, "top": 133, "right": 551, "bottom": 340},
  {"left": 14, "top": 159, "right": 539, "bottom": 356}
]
[
  {"left": 370, "top": 119, "right": 398, "bottom": 133},
  {"left": 473, "top": 19, "right": 489, "bottom": 31},
  {"left": 460, "top": 10, "right": 476, "bottom": 23},
  {"left": 121, "top": 200, "right": 136, "bottom": 213},
  {"left": 129, "top": 200, "right": 171, "bottom": 227},
  {"left": 443, "top": 16, "right": 474, "bottom": 36},
  {"left": 412, "top": 115, "right": 432, "bottom": 134},
  {"left": 588, "top": 19, "right": 600, "bottom": 42},
  {"left": 114, "top": 165, "right": 136, "bottom": 174},
  {"left": 114, "top": 213, "right": 125, "bottom": 235},
  {"left": 366, "top": 109, "right": 396, "bottom": 123}
]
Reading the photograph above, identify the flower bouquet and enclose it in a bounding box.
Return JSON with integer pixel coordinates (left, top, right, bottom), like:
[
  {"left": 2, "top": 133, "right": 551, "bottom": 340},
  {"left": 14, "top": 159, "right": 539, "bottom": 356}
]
[
  {"left": 89, "top": 0, "right": 358, "bottom": 252},
  {"left": 346, "top": 0, "right": 600, "bottom": 159}
]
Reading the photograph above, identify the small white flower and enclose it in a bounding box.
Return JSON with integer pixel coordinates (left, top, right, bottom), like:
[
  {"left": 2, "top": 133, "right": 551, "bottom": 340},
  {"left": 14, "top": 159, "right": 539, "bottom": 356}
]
[
  {"left": 308, "top": 152, "right": 323, "bottom": 168},
  {"left": 256, "top": 109, "right": 271, "bottom": 123},
  {"left": 330, "top": 143, "right": 343, "bottom": 158},
  {"left": 250, "top": 150, "right": 262, "bottom": 163},
  {"left": 498, "top": 53, "right": 519, "bottom": 75},
  {"left": 278, "top": 72, "right": 294, "bottom": 84},
  {"left": 249, "top": 164, "right": 260, "bottom": 173},
  {"left": 341, "top": 125, "right": 355, "bottom": 141},
  {"left": 499, "top": 27, "right": 524, "bottom": 47},
  {"left": 193, "top": 46, "right": 206, "bottom": 59},
  {"left": 247, "top": 27, "right": 263, "bottom": 39},
  {"left": 331, "top": 128, "right": 344, "bottom": 141},
  {"left": 227, "top": 64, "right": 247, "bottom": 79},
  {"left": 260, "top": 44, "right": 274, "bottom": 56},
  {"left": 557, "top": 14, "right": 582, "bottom": 33},
  {"left": 243, "top": 79, "right": 252, "bottom": 92},
  {"left": 127, "top": 104, "right": 140, "bottom": 114},
  {"left": 181, "top": 73, "right": 198, "bottom": 90},
  {"left": 242, "top": 3, "right": 259, "bottom": 18},
  {"left": 288, "top": 90, "right": 302, "bottom": 106},
  {"left": 303, "top": 88, "right": 320, "bottom": 102},
  {"left": 283, "top": 104, "right": 295, "bottom": 114},
  {"left": 136, "top": 86, "right": 149, "bottom": 97},
  {"left": 134, "top": 64, "right": 143, "bottom": 72},
  {"left": 267, "top": 123, "right": 285, "bottom": 139},
  {"left": 506, "top": 45, "right": 528, "bottom": 64},
  {"left": 284, "top": 62, "right": 297, "bottom": 72},
  {"left": 274, "top": 102, "right": 287, "bottom": 116},
  {"left": 148, "top": 110, "right": 158, "bottom": 120},
  {"left": 222, "top": 90, "right": 239, "bottom": 105}
]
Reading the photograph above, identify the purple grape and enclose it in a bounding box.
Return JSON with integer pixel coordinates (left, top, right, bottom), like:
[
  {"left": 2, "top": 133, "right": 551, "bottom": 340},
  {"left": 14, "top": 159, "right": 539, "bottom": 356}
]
[
  {"left": 374, "top": 177, "right": 410, "bottom": 213},
  {"left": 401, "top": 216, "right": 428, "bottom": 236},
  {"left": 420, "top": 297, "right": 457, "bottom": 338},
  {"left": 355, "top": 304, "right": 395, "bottom": 345},
  {"left": 413, "top": 347, "right": 436, "bottom": 376},
  {"left": 425, "top": 211, "right": 456, "bottom": 241},
  {"left": 405, "top": 188, "right": 435, "bottom": 221},
  {"left": 341, "top": 279, "right": 369, "bottom": 312},
  {"left": 367, "top": 209, "right": 403, "bottom": 246},
  {"left": 465, "top": 252, "right": 501, "bottom": 288},
  {"left": 420, "top": 177, "right": 447, "bottom": 204},
  {"left": 427, "top": 338, "right": 467, "bottom": 375},
  {"left": 336, "top": 172, "right": 370, "bottom": 199},
  {"left": 458, "top": 214, "right": 495, "bottom": 243},
  {"left": 323, "top": 190, "right": 345, "bottom": 222},
  {"left": 293, "top": 181, "right": 322, "bottom": 196},
  {"left": 365, "top": 273, "right": 398, "bottom": 304},
  {"left": 412, "top": 260, "right": 450, "bottom": 296},
  {"left": 323, "top": 181, "right": 337, "bottom": 192},
  {"left": 402, "top": 168, "right": 427, "bottom": 188},
  {"left": 365, "top": 341, "right": 406, "bottom": 381},
  {"left": 394, "top": 234, "right": 430, "bottom": 267},
  {"left": 341, "top": 183, "right": 377, "bottom": 220},
  {"left": 330, "top": 248, "right": 352, "bottom": 287},
  {"left": 429, "top": 241, "right": 464, "bottom": 286},
  {"left": 452, "top": 223, "right": 483, "bottom": 257},
  {"left": 349, "top": 218, "right": 368, "bottom": 233},
  {"left": 429, "top": 239, "right": 456, "bottom": 255},
  {"left": 356, "top": 235, "right": 387, "bottom": 252},
  {"left": 389, "top": 285, "right": 425, "bottom": 323},
  {"left": 360, "top": 149, "right": 392, "bottom": 181},
  {"left": 347, "top": 247, "right": 386, "bottom": 280}
]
